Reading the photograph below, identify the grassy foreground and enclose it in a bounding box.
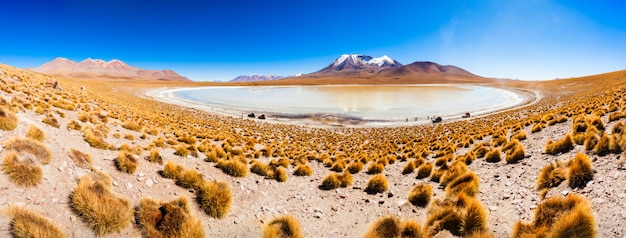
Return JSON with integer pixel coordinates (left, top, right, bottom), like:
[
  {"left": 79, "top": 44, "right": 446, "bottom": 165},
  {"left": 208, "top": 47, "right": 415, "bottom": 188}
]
[{"left": 0, "top": 63, "right": 625, "bottom": 236}]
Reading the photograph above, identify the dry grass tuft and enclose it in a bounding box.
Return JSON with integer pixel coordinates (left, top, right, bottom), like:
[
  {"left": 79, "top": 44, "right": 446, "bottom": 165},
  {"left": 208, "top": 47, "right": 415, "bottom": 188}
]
[
  {"left": 26, "top": 124, "right": 45, "bottom": 142},
  {"left": 293, "top": 164, "right": 313, "bottom": 176},
  {"left": 402, "top": 160, "right": 417, "bottom": 175},
  {"left": 595, "top": 133, "right": 621, "bottom": 156},
  {"left": 505, "top": 142, "right": 526, "bottom": 164},
  {"left": 536, "top": 161, "right": 567, "bottom": 191},
  {"left": 407, "top": 183, "right": 433, "bottom": 207},
  {"left": 485, "top": 148, "right": 501, "bottom": 163},
  {"left": 122, "top": 121, "right": 142, "bottom": 131},
  {"left": 0, "top": 107, "right": 18, "bottom": 130},
  {"left": 400, "top": 219, "right": 424, "bottom": 238},
  {"left": 274, "top": 167, "right": 288, "bottom": 182},
  {"left": 68, "top": 148, "right": 93, "bottom": 169},
  {"left": 135, "top": 197, "right": 204, "bottom": 238},
  {"left": 367, "top": 162, "right": 385, "bottom": 174},
  {"left": 512, "top": 194, "right": 595, "bottom": 238},
  {"left": 217, "top": 159, "right": 248, "bottom": 177},
  {"left": 545, "top": 134, "right": 574, "bottom": 155},
  {"left": 461, "top": 197, "right": 489, "bottom": 236},
  {"left": 4, "top": 137, "right": 51, "bottom": 164},
  {"left": 347, "top": 161, "right": 364, "bottom": 174},
  {"left": 568, "top": 153, "right": 593, "bottom": 188},
  {"left": 67, "top": 119, "right": 82, "bottom": 130},
  {"left": 445, "top": 171, "right": 480, "bottom": 197},
  {"left": 196, "top": 180, "right": 232, "bottom": 219},
  {"left": 70, "top": 172, "right": 133, "bottom": 235},
  {"left": 365, "top": 174, "right": 389, "bottom": 194},
  {"left": 115, "top": 150, "right": 139, "bottom": 174},
  {"left": 416, "top": 162, "right": 433, "bottom": 179},
  {"left": 250, "top": 160, "right": 270, "bottom": 177},
  {"left": 83, "top": 126, "right": 114, "bottom": 150},
  {"left": 42, "top": 113, "right": 60, "bottom": 128},
  {"left": 2, "top": 151, "right": 42, "bottom": 187},
  {"left": 8, "top": 206, "right": 66, "bottom": 238},
  {"left": 146, "top": 148, "right": 163, "bottom": 164},
  {"left": 363, "top": 215, "right": 401, "bottom": 238},
  {"left": 320, "top": 173, "right": 341, "bottom": 190},
  {"left": 262, "top": 214, "right": 303, "bottom": 238}
]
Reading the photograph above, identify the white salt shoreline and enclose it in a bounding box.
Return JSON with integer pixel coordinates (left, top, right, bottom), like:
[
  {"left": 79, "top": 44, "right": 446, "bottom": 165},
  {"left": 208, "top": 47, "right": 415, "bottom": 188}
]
[{"left": 145, "top": 85, "right": 539, "bottom": 128}]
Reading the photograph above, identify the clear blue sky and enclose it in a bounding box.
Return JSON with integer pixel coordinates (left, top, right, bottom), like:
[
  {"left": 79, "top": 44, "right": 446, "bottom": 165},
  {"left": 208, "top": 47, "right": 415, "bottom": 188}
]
[{"left": 1, "top": 0, "right": 625, "bottom": 81}]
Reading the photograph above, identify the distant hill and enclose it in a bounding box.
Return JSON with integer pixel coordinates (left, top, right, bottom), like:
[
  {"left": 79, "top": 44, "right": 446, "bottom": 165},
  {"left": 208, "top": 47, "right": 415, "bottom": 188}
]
[
  {"left": 32, "top": 57, "right": 190, "bottom": 81},
  {"left": 377, "top": 61, "right": 480, "bottom": 78}
]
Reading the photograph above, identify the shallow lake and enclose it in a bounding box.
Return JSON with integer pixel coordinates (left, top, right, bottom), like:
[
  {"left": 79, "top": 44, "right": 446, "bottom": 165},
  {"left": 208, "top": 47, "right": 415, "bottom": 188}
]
[{"left": 174, "top": 85, "right": 524, "bottom": 121}]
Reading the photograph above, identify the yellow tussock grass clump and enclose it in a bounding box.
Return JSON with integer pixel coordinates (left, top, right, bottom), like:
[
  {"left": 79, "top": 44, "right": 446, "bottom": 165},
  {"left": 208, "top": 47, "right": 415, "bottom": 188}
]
[
  {"left": 367, "top": 162, "right": 384, "bottom": 174},
  {"left": 510, "top": 130, "right": 527, "bottom": 141},
  {"left": 545, "top": 133, "right": 574, "bottom": 155},
  {"left": 338, "top": 171, "right": 353, "bottom": 187},
  {"left": 273, "top": 167, "right": 288, "bottom": 182},
  {"left": 68, "top": 148, "right": 93, "bottom": 169},
  {"left": 122, "top": 120, "right": 142, "bottom": 131},
  {"left": 4, "top": 137, "right": 51, "bottom": 164},
  {"left": 320, "top": 173, "right": 341, "bottom": 190},
  {"left": 425, "top": 195, "right": 488, "bottom": 237},
  {"left": 135, "top": 197, "right": 204, "bottom": 238},
  {"left": 445, "top": 171, "right": 480, "bottom": 197},
  {"left": 293, "top": 164, "right": 313, "bottom": 176},
  {"left": 401, "top": 160, "right": 416, "bottom": 175},
  {"left": 440, "top": 162, "right": 468, "bottom": 186},
  {"left": 217, "top": 159, "right": 248, "bottom": 177},
  {"left": 250, "top": 160, "right": 270, "bottom": 177},
  {"left": 8, "top": 206, "right": 66, "bottom": 238},
  {"left": 536, "top": 161, "right": 567, "bottom": 191},
  {"left": 67, "top": 120, "right": 83, "bottom": 131},
  {"left": 196, "top": 180, "right": 232, "bottom": 219},
  {"left": 146, "top": 148, "right": 163, "bottom": 164},
  {"left": 162, "top": 161, "right": 203, "bottom": 189},
  {"left": 330, "top": 160, "right": 346, "bottom": 172},
  {"left": 0, "top": 107, "right": 18, "bottom": 130},
  {"left": 115, "top": 150, "right": 139, "bottom": 174},
  {"left": 70, "top": 172, "right": 133, "bottom": 235},
  {"left": 363, "top": 215, "right": 401, "bottom": 238},
  {"left": 262, "top": 215, "right": 303, "bottom": 238},
  {"left": 2, "top": 151, "right": 42, "bottom": 187},
  {"left": 416, "top": 162, "right": 433, "bottom": 179},
  {"left": 594, "top": 133, "right": 621, "bottom": 156},
  {"left": 505, "top": 142, "right": 526, "bottom": 164},
  {"left": 568, "top": 153, "right": 593, "bottom": 188},
  {"left": 42, "top": 113, "right": 60, "bottom": 128},
  {"left": 365, "top": 174, "right": 388, "bottom": 194},
  {"left": 512, "top": 194, "right": 595, "bottom": 238},
  {"left": 400, "top": 219, "right": 424, "bottom": 238},
  {"left": 407, "top": 183, "right": 433, "bottom": 207},
  {"left": 484, "top": 148, "right": 501, "bottom": 163},
  {"left": 26, "top": 124, "right": 45, "bottom": 142},
  {"left": 83, "top": 126, "right": 114, "bottom": 150},
  {"left": 347, "top": 161, "right": 364, "bottom": 174}
]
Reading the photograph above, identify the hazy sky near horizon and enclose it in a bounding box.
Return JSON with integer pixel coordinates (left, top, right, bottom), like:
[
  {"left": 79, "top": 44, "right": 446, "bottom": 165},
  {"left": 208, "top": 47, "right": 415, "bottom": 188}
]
[{"left": 1, "top": 0, "right": 625, "bottom": 81}]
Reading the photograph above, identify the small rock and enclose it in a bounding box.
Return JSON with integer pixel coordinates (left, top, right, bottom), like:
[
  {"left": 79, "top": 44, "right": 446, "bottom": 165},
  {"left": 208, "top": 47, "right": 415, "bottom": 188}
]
[
  {"left": 69, "top": 216, "right": 75, "bottom": 222},
  {"left": 494, "top": 174, "right": 500, "bottom": 178},
  {"left": 365, "top": 199, "right": 370, "bottom": 203},
  {"left": 137, "top": 177, "right": 144, "bottom": 182},
  {"left": 378, "top": 200, "right": 385, "bottom": 205},
  {"left": 145, "top": 179, "right": 154, "bottom": 187},
  {"left": 313, "top": 213, "right": 322, "bottom": 219},
  {"left": 592, "top": 198, "right": 605, "bottom": 204},
  {"left": 561, "top": 190, "right": 569, "bottom": 196},
  {"left": 489, "top": 206, "right": 498, "bottom": 211},
  {"left": 113, "top": 180, "right": 119, "bottom": 186},
  {"left": 138, "top": 172, "right": 145, "bottom": 177},
  {"left": 503, "top": 194, "right": 511, "bottom": 199},
  {"left": 331, "top": 206, "right": 339, "bottom": 212},
  {"left": 511, "top": 199, "right": 522, "bottom": 205},
  {"left": 387, "top": 192, "right": 393, "bottom": 198},
  {"left": 530, "top": 204, "right": 537, "bottom": 209},
  {"left": 234, "top": 220, "right": 239, "bottom": 224},
  {"left": 126, "top": 182, "right": 133, "bottom": 189}
]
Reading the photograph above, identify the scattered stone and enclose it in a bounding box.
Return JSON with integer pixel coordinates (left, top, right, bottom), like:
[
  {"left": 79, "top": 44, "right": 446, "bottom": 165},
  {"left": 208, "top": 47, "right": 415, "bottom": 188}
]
[
  {"left": 138, "top": 172, "right": 145, "bottom": 177},
  {"left": 378, "top": 200, "right": 385, "bottom": 205},
  {"left": 561, "top": 190, "right": 569, "bottom": 196},
  {"left": 145, "top": 179, "right": 154, "bottom": 187},
  {"left": 489, "top": 206, "right": 498, "bottom": 211},
  {"left": 503, "top": 194, "right": 511, "bottom": 200},
  {"left": 592, "top": 198, "right": 605, "bottom": 204},
  {"left": 113, "top": 180, "right": 119, "bottom": 186},
  {"left": 126, "top": 182, "right": 133, "bottom": 190},
  {"left": 511, "top": 199, "right": 522, "bottom": 205},
  {"left": 530, "top": 204, "right": 537, "bottom": 209},
  {"left": 313, "top": 212, "right": 322, "bottom": 219},
  {"left": 387, "top": 192, "right": 393, "bottom": 198}
]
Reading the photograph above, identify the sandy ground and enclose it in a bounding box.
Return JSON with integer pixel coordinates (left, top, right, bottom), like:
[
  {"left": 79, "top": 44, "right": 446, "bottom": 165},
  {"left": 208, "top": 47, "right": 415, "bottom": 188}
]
[
  {"left": 145, "top": 85, "right": 538, "bottom": 128},
  {"left": 0, "top": 76, "right": 624, "bottom": 237}
]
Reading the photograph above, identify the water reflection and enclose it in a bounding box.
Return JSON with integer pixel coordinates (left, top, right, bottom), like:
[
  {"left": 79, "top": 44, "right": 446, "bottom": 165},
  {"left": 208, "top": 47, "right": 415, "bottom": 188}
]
[{"left": 176, "top": 85, "right": 521, "bottom": 120}]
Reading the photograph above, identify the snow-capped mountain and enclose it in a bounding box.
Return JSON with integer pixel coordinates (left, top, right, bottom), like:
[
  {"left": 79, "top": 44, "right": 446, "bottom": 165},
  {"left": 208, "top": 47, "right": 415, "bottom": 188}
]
[
  {"left": 315, "top": 54, "right": 402, "bottom": 74},
  {"left": 230, "top": 73, "right": 303, "bottom": 82},
  {"left": 33, "top": 57, "right": 189, "bottom": 81},
  {"left": 230, "top": 74, "right": 285, "bottom": 82}
]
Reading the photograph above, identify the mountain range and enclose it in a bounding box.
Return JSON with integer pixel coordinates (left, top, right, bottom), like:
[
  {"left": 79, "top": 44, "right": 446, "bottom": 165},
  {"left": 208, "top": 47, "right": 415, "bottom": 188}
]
[
  {"left": 230, "top": 54, "right": 481, "bottom": 83},
  {"left": 32, "top": 58, "right": 189, "bottom": 81}
]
